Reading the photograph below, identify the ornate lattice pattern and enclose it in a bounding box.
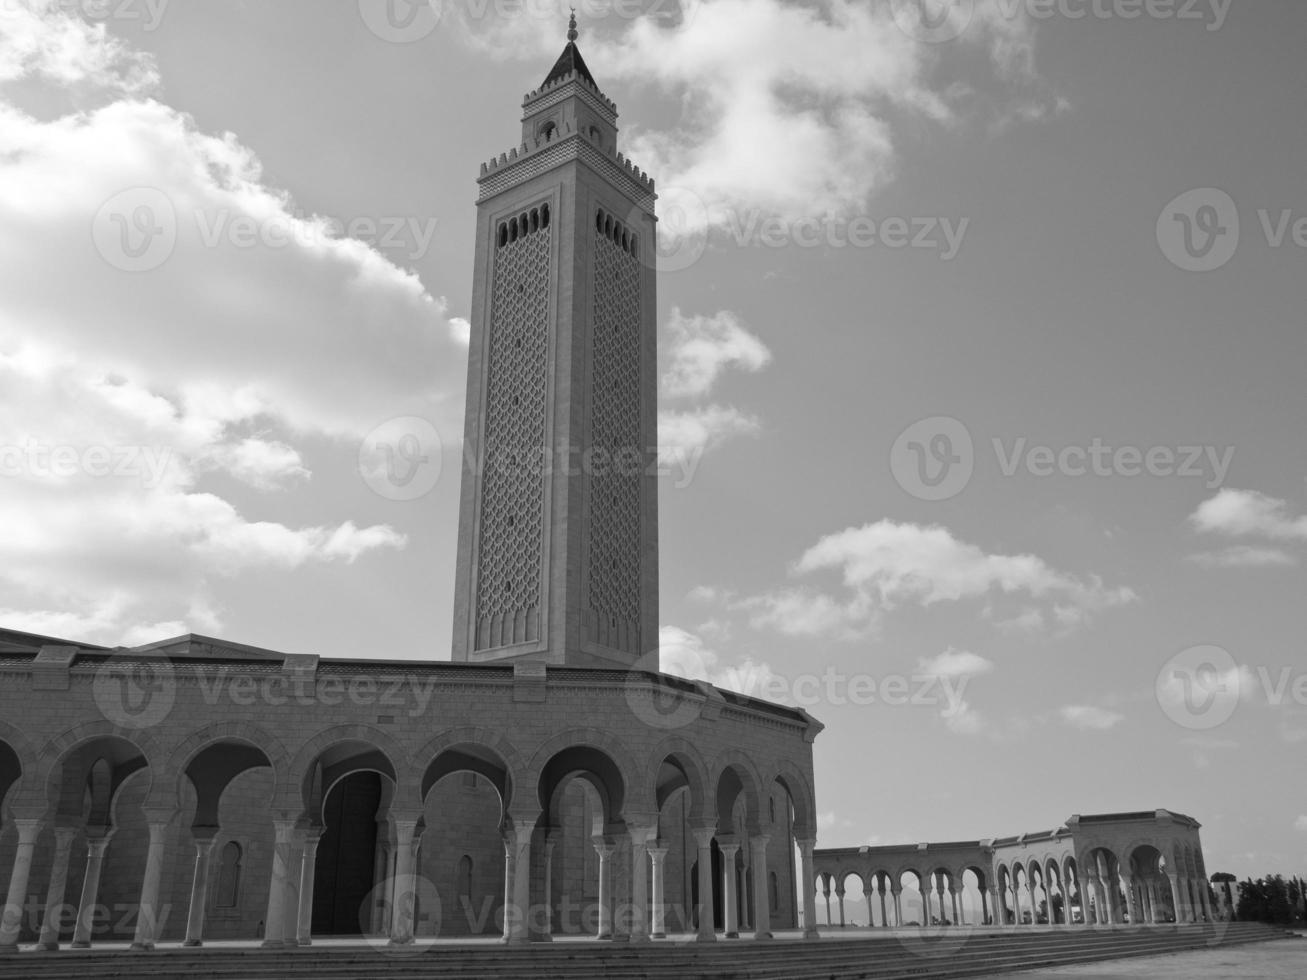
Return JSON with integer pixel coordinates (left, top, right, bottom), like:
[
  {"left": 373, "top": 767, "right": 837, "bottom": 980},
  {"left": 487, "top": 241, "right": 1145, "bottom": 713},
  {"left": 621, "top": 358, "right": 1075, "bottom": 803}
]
[
  {"left": 587, "top": 226, "right": 643, "bottom": 651},
  {"left": 474, "top": 220, "right": 552, "bottom": 645}
]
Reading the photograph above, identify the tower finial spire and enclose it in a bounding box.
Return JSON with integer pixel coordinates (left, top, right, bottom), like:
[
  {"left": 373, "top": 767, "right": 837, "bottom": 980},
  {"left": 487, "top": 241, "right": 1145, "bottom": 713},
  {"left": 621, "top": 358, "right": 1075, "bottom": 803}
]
[{"left": 567, "top": 8, "right": 578, "bottom": 42}]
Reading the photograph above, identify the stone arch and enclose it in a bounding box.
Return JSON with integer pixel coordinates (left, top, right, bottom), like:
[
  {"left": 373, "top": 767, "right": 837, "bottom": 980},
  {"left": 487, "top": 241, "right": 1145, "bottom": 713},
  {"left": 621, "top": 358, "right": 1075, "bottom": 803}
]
[
  {"left": 163, "top": 721, "right": 288, "bottom": 826},
  {"left": 414, "top": 726, "right": 528, "bottom": 814},
  {"left": 709, "top": 748, "right": 764, "bottom": 835},
  {"left": 526, "top": 728, "right": 641, "bottom": 821},
  {"left": 768, "top": 759, "right": 816, "bottom": 839},
  {"left": 40, "top": 721, "right": 166, "bottom": 818},
  {"left": 646, "top": 734, "right": 711, "bottom": 823},
  {"left": 280, "top": 723, "right": 414, "bottom": 817},
  {"left": 0, "top": 720, "right": 40, "bottom": 816}
]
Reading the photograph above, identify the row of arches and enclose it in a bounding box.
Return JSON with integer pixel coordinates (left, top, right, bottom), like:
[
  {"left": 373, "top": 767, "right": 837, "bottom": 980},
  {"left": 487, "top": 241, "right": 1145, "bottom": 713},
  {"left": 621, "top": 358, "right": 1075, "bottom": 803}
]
[
  {"left": 496, "top": 203, "right": 551, "bottom": 248},
  {"left": 0, "top": 722, "right": 818, "bottom": 950},
  {"left": 813, "top": 842, "right": 1216, "bottom": 933},
  {"left": 596, "top": 207, "right": 639, "bottom": 257}
]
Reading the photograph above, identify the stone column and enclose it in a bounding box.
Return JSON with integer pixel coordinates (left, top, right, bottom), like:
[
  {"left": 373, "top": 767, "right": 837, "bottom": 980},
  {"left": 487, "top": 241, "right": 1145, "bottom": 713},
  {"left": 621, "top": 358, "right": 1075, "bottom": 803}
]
[
  {"left": 834, "top": 883, "right": 846, "bottom": 927},
  {"left": 542, "top": 835, "right": 557, "bottom": 939},
  {"left": 1123, "top": 875, "right": 1139, "bottom": 926},
  {"left": 1095, "top": 876, "right": 1110, "bottom": 926},
  {"left": 941, "top": 878, "right": 951, "bottom": 926},
  {"left": 691, "top": 827, "right": 716, "bottom": 942},
  {"left": 501, "top": 834, "right": 516, "bottom": 941},
  {"left": 36, "top": 826, "right": 78, "bottom": 951},
  {"left": 649, "top": 843, "right": 668, "bottom": 938},
  {"left": 183, "top": 830, "right": 218, "bottom": 947},
  {"left": 390, "top": 819, "right": 423, "bottom": 945},
  {"left": 950, "top": 885, "right": 962, "bottom": 926},
  {"left": 821, "top": 876, "right": 831, "bottom": 927},
  {"left": 628, "top": 825, "right": 654, "bottom": 944},
  {"left": 719, "top": 838, "right": 740, "bottom": 938},
  {"left": 0, "top": 819, "right": 43, "bottom": 950},
  {"left": 260, "top": 820, "right": 297, "bottom": 949},
  {"left": 130, "top": 818, "right": 172, "bottom": 951},
  {"left": 130, "top": 820, "right": 171, "bottom": 951},
  {"left": 71, "top": 833, "right": 113, "bottom": 948},
  {"left": 1011, "top": 881, "right": 1024, "bottom": 926},
  {"left": 594, "top": 837, "right": 615, "bottom": 941},
  {"left": 750, "top": 836, "right": 771, "bottom": 940},
  {"left": 891, "top": 886, "right": 903, "bottom": 927},
  {"left": 797, "top": 839, "right": 818, "bottom": 939},
  {"left": 296, "top": 831, "right": 322, "bottom": 946},
  {"left": 878, "top": 877, "right": 889, "bottom": 929},
  {"left": 503, "top": 819, "right": 532, "bottom": 946},
  {"left": 864, "top": 887, "right": 875, "bottom": 929},
  {"left": 370, "top": 837, "right": 390, "bottom": 934}
]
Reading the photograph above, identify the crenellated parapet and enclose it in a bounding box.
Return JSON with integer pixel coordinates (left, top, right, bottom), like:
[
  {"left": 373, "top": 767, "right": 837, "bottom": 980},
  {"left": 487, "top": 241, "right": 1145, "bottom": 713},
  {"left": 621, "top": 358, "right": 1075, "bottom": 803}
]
[{"left": 477, "top": 116, "right": 656, "bottom": 207}]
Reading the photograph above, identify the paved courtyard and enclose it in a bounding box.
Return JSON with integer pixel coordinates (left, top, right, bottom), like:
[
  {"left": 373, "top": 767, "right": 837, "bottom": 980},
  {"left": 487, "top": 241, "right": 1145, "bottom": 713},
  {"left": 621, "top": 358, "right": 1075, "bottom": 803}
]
[{"left": 989, "top": 937, "right": 1304, "bottom": 979}]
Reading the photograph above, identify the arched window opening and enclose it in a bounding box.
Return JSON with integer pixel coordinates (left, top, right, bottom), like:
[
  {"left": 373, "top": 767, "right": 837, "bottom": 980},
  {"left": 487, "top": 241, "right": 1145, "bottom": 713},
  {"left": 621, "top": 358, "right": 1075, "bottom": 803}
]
[
  {"left": 457, "top": 854, "right": 474, "bottom": 903},
  {"left": 497, "top": 224, "right": 508, "bottom": 248},
  {"left": 539, "top": 121, "right": 557, "bottom": 141},
  {"left": 509, "top": 218, "right": 519, "bottom": 242},
  {"left": 215, "top": 841, "right": 242, "bottom": 909},
  {"left": 541, "top": 203, "right": 550, "bottom": 228},
  {"left": 530, "top": 209, "right": 539, "bottom": 233}
]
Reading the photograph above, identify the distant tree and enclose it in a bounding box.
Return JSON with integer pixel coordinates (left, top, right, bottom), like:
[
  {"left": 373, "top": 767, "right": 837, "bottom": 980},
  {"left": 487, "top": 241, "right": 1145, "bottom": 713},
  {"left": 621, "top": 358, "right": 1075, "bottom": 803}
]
[{"left": 1237, "top": 874, "right": 1299, "bottom": 925}]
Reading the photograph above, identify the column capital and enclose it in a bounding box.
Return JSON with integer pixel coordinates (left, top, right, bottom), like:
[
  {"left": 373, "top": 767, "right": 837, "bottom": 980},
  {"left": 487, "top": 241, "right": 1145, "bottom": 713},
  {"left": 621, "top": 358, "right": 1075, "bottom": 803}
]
[
  {"left": 592, "top": 836, "right": 617, "bottom": 858},
  {"left": 690, "top": 827, "right": 716, "bottom": 849},
  {"left": 11, "top": 817, "right": 43, "bottom": 843}
]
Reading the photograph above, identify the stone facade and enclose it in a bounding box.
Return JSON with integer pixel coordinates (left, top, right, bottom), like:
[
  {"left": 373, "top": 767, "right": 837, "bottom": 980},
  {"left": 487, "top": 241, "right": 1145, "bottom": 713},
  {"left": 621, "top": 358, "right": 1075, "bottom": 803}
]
[{"left": 0, "top": 634, "right": 821, "bottom": 949}]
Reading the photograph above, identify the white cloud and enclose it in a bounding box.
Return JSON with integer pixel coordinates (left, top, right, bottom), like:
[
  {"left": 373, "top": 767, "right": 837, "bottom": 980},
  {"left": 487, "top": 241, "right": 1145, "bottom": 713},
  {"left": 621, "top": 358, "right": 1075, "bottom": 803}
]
[
  {"left": 658, "top": 625, "right": 789, "bottom": 704},
  {"left": 1060, "top": 705, "right": 1125, "bottom": 731},
  {"left": 586, "top": 0, "right": 1051, "bottom": 225},
  {"left": 1294, "top": 815, "right": 1307, "bottom": 833},
  {"left": 917, "top": 648, "right": 993, "bottom": 735},
  {"left": 1190, "top": 489, "right": 1307, "bottom": 542},
  {"left": 657, "top": 309, "right": 770, "bottom": 464},
  {"left": 1189, "top": 546, "right": 1300, "bottom": 569},
  {"left": 661, "top": 308, "right": 772, "bottom": 400},
  {"left": 739, "top": 520, "right": 1135, "bottom": 640},
  {"left": 917, "top": 648, "right": 994, "bottom": 679},
  {"left": 658, "top": 405, "right": 760, "bottom": 465},
  {"left": 0, "top": 3, "right": 446, "bottom": 643}
]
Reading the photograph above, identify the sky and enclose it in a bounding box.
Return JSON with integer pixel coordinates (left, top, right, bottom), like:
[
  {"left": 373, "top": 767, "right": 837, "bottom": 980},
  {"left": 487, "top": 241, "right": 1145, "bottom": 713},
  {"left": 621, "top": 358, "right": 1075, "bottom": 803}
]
[{"left": 1, "top": 0, "right": 1305, "bottom": 883}]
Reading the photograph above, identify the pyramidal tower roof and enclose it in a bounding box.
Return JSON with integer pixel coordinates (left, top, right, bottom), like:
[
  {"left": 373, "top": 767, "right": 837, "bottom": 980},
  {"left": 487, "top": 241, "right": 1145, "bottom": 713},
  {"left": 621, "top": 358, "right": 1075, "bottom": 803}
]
[{"left": 542, "top": 11, "right": 597, "bottom": 88}]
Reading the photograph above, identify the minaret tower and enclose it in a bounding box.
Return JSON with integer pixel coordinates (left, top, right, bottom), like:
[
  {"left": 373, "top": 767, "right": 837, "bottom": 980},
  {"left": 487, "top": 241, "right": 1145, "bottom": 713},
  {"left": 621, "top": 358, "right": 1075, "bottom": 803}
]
[{"left": 451, "top": 16, "right": 659, "bottom": 668}]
